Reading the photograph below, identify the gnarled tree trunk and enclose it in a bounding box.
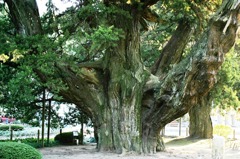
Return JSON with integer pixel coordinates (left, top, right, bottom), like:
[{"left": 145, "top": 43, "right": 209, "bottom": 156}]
[{"left": 98, "top": 12, "right": 147, "bottom": 153}]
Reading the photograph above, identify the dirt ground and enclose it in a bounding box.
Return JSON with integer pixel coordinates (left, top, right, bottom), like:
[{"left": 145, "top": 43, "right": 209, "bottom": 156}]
[{"left": 39, "top": 137, "right": 240, "bottom": 159}]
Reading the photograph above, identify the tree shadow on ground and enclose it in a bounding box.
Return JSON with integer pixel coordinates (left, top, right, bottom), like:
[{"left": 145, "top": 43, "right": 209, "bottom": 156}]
[{"left": 164, "top": 136, "right": 210, "bottom": 147}]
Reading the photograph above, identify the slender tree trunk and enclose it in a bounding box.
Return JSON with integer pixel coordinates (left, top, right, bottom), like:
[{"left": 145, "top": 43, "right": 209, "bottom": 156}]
[
  {"left": 42, "top": 89, "right": 46, "bottom": 148},
  {"left": 189, "top": 95, "right": 213, "bottom": 138},
  {"left": 47, "top": 100, "right": 51, "bottom": 145},
  {"left": 80, "top": 116, "right": 84, "bottom": 145}
]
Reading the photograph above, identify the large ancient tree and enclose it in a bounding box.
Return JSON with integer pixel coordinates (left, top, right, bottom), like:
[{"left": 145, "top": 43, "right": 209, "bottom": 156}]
[{"left": 1, "top": 0, "right": 240, "bottom": 154}]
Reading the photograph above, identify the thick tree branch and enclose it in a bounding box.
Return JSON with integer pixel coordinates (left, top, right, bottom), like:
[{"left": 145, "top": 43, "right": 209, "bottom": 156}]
[
  {"left": 78, "top": 61, "right": 103, "bottom": 69},
  {"left": 4, "top": 0, "right": 42, "bottom": 35},
  {"left": 4, "top": 0, "right": 103, "bottom": 120},
  {"left": 151, "top": 19, "right": 192, "bottom": 76},
  {"left": 143, "top": 0, "right": 240, "bottom": 131},
  {"left": 143, "top": 74, "right": 161, "bottom": 92},
  {"left": 54, "top": 63, "right": 104, "bottom": 118},
  {"left": 186, "top": 0, "right": 204, "bottom": 33}
]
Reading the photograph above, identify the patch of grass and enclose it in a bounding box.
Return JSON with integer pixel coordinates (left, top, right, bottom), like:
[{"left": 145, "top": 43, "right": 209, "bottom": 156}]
[
  {"left": 213, "top": 124, "right": 233, "bottom": 139},
  {"left": 0, "top": 125, "right": 24, "bottom": 131},
  {"left": 164, "top": 137, "right": 210, "bottom": 146}
]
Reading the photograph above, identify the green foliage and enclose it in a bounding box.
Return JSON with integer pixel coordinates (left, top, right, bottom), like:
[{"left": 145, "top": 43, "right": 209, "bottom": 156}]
[
  {"left": 63, "top": 106, "right": 90, "bottom": 127},
  {"left": 0, "top": 64, "right": 41, "bottom": 126},
  {"left": 0, "top": 63, "right": 62, "bottom": 128},
  {"left": 211, "top": 48, "right": 240, "bottom": 110},
  {"left": 54, "top": 131, "right": 82, "bottom": 145},
  {"left": 0, "top": 138, "right": 60, "bottom": 148},
  {"left": 5, "top": 66, "right": 39, "bottom": 105},
  {"left": 0, "top": 125, "right": 24, "bottom": 131},
  {"left": 156, "top": 0, "right": 221, "bottom": 29},
  {"left": 87, "top": 25, "right": 124, "bottom": 54},
  {"left": 213, "top": 125, "right": 233, "bottom": 139},
  {"left": 20, "top": 138, "right": 59, "bottom": 148},
  {"left": 0, "top": 142, "right": 42, "bottom": 159},
  {"left": 141, "top": 0, "right": 222, "bottom": 67}
]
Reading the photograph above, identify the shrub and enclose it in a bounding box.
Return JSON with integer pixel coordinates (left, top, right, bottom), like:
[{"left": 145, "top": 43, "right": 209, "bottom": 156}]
[
  {"left": 0, "top": 125, "right": 24, "bottom": 131},
  {"left": 0, "top": 138, "right": 60, "bottom": 148},
  {"left": 18, "top": 138, "right": 60, "bottom": 148},
  {"left": 213, "top": 124, "right": 233, "bottom": 138},
  {"left": 0, "top": 142, "right": 42, "bottom": 159},
  {"left": 54, "top": 131, "right": 83, "bottom": 145}
]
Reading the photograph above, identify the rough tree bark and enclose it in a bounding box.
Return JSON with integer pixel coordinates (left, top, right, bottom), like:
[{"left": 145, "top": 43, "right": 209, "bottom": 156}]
[
  {"left": 4, "top": 0, "right": 240, "bottom": 154},
  {"left": 189, "top": 94, "right": 213, "bottom": 138}
]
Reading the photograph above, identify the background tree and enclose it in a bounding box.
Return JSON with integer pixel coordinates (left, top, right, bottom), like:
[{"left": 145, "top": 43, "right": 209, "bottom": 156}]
[
  {"left": 0, "top": 64, "right": 61, "bottom": 127},
  {"left": 63, "top": 105, "right": 91, "bottom": 144},
  {"left": 1, "top": 0, "right": 240, "bottom": 154},
  {"left": 213, "top": 44, "right": 240, "bottom": 108}
]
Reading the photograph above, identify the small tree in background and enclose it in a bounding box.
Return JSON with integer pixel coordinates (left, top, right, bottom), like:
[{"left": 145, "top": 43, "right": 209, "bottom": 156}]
[{"left": 63, "top": 105, "right": 90, "bottom": 144}]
